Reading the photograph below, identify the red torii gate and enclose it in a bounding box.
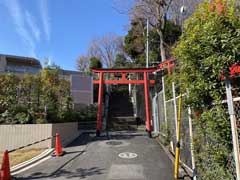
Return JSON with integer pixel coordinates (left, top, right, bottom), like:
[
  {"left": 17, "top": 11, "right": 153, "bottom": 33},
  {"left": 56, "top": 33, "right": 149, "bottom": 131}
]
[{"left": 92, "top": 58, "right": 176, "bottom": 137}]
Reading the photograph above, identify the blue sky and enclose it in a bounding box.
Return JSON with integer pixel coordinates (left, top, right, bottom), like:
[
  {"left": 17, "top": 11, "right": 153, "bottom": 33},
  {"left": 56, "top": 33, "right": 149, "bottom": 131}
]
[{"left": 0, "top": 0, "right": 131, "bottom": 70}]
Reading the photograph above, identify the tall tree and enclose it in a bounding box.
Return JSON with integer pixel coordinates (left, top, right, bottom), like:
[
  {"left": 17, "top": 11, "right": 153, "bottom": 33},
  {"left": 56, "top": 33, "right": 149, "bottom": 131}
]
[
  {"left": 124, "top": 16, "right": 181, "bottom": 66},
  {"left": 76, "top": 55, "right": 89, "bottom": 72},
  {"left": 130, "top": 0, "right": 171, "bottom": 61},
  {"left": 124, "top": 17, "right": 146, "bottom": 66},
  {"left": 88, "top": 33, "right": 124, "bottom": 68},
  {"left": 89, "top": 57, "right": 102, "bottom": 69},
  {"left": 130, "top": 0, "right": 201, "bottom": 61},
  {"left": 113, "top": 54, "right": 132, "bottom": 68},
  {"left": 169, "top": 0, "right": 202, "bottom": 27}
]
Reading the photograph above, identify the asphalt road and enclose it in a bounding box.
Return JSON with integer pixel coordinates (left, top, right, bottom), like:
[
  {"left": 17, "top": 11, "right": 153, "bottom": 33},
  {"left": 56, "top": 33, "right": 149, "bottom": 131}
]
[{"left": 15, "top": 132, "right": 174, "bottom": 180}]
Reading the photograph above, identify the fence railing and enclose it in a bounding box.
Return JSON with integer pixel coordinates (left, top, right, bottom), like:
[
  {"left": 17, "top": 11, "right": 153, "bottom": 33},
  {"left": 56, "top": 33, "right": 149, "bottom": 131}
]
[
  {"left": 152, "top": 88, "right": 196, "bottom": 176},
  {"left": 151, "top": 80, "right": 240, "bottom": 180}
]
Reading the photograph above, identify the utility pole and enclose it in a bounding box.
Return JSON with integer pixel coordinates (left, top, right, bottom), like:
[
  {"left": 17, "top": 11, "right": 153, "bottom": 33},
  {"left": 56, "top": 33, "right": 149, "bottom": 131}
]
[{"left": 146, "top": 19, "right": 149, "bottom": 68}]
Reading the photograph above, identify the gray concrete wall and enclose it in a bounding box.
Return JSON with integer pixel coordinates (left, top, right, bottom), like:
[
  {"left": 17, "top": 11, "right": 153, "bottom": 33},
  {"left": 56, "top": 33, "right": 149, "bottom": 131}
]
[
  {"left": 0, "top": 122, "right": 80, "bottom": 151},
  {"left": 71, "top": 75, "right": 93, "bottom": 110},
  {"left": 52, "top": 122, "right": 80, "bottom": 147}
]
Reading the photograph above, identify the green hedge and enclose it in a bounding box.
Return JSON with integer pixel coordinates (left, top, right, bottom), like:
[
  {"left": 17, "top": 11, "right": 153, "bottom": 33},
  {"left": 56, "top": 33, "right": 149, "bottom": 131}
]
[{"left": 0, "top": 67, "right": 96, "bottom": 124}]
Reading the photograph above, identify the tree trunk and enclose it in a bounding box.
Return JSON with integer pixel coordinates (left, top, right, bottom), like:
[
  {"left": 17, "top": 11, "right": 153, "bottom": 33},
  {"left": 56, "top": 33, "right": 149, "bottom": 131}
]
[
  {"left": 159, "top": 29, "right": 166, "bottom": 61},
  {"left": 159, "top": 13, "right": 167, "bottom": 62}
]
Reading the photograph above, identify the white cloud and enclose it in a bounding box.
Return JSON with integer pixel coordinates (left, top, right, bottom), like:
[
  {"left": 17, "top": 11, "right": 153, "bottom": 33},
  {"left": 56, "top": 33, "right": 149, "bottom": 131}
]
[
  {"left": 40, "top": 0, "right": 50, "bottom": 41},
  {"left": 2, "top": 0, "right": 36, "bottom": 57},
  {"left": 25, "top": 11, "right": 41, "bottom": 42},
  {"left": 1, "top": 0, "right": 51, "bottom": 57}
]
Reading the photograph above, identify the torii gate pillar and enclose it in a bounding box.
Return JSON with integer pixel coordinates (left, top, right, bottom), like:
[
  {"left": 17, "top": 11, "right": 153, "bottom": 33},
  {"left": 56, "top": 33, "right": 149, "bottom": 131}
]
[
  {"left": 144, "top": 72, "right": 152, "bottom": 137},
  {"left": 96, "top": 72, "right": 104, "bottom": 136}
]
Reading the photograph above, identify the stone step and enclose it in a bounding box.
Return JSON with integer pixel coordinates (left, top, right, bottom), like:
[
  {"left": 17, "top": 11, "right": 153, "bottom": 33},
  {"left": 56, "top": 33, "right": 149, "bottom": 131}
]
[
  {"left": 107, "top": 90, "right": 137, "bottom": 131},
  {"left": 108, "top": 124, "right": 146, "bottom": 131}
]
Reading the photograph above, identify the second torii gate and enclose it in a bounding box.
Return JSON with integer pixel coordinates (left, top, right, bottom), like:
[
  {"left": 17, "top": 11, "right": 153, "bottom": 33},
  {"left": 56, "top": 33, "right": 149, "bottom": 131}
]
[{"left": 92, "top": 58, "right": 176, "bottom": 137}]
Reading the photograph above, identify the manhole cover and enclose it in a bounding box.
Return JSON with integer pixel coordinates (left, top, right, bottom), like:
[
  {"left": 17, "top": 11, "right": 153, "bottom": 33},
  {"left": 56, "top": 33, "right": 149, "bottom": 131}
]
[
  {"left": 106, "top": 141, "right": 123, "bottom": 146},
  {"left": 118, "top": 152, "right": 138, "bottom": 159}
]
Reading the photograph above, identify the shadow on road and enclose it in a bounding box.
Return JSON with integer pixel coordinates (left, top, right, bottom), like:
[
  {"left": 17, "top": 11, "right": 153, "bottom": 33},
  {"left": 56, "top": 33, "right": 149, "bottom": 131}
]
[
  {"left": 14, "top": 132, "right": 148, "bottom": 180},
  {"left": 67, "top": 132, "right": 147, "bottom": 148},
  {"left": 16, "top": 166, "right": 104, "bottom": 179}
]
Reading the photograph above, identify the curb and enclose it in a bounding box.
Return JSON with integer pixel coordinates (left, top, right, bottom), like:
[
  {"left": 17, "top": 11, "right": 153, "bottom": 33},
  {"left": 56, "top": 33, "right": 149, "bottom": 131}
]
[
  {"left": 11, "top": 148, "right": 54, "bottom": 175},
  {"left": 10, "top": 132, "right": 82, "bottom": 175}
]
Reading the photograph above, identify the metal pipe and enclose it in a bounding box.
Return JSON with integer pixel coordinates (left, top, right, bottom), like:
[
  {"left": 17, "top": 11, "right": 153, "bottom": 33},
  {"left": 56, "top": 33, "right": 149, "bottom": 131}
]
[
  {"left": 187, "top": 105, "right": 197, "bottom": 180},
  {"left": 174, "top": 94, "right": 182, "bottom": 179},
  {"left": 172, "top": 82, "right": 178, "bottom": 137},
  {"left": 146, "top": 19, "right": 149, "bottom": 68},
  {"left": 162, "top": 76, "right": 167, "bottom": 122}
]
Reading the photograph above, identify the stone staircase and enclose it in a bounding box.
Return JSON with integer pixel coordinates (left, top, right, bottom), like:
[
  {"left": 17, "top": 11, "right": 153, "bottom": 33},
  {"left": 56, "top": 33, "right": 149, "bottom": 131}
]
[{"left": 107, "top": 89, "right": 145, "bottom": 131}]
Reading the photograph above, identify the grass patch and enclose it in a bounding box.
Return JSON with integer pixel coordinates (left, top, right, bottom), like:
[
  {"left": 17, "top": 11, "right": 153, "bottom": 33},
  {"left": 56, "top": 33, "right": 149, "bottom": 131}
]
[{"left": 0, "top": 149, "right": 46, "bottom": 167}]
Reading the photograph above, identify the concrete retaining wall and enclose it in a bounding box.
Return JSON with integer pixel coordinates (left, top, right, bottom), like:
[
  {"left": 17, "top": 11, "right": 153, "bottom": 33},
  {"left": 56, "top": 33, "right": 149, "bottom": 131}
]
[
  {"left": 52, "top": 122, "right": 80, "bottom": 147},
  {"left": 0, "top": 122, "right": 80, "bottom": 151}
]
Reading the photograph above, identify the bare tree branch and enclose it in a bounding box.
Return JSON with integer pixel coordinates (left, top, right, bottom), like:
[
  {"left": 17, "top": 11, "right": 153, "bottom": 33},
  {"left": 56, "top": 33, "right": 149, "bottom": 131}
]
[
  {"left": 87, "top": 33, "right": 124, "bottom": 68},
  {"left": 76, "top": 55, "right": 89, "bottom": 72}
]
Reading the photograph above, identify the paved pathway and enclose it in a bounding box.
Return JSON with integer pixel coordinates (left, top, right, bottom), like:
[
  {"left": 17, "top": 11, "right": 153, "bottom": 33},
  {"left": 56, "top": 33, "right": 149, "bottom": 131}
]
[{"left": 15, "top": 132, "right": 174, "bottom": 180}]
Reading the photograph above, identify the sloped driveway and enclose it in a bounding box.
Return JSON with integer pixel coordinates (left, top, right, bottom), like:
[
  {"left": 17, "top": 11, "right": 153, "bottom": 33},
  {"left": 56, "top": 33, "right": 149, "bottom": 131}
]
[{"left": 15, "top": 132, "right": 173, "bottom": 180}]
